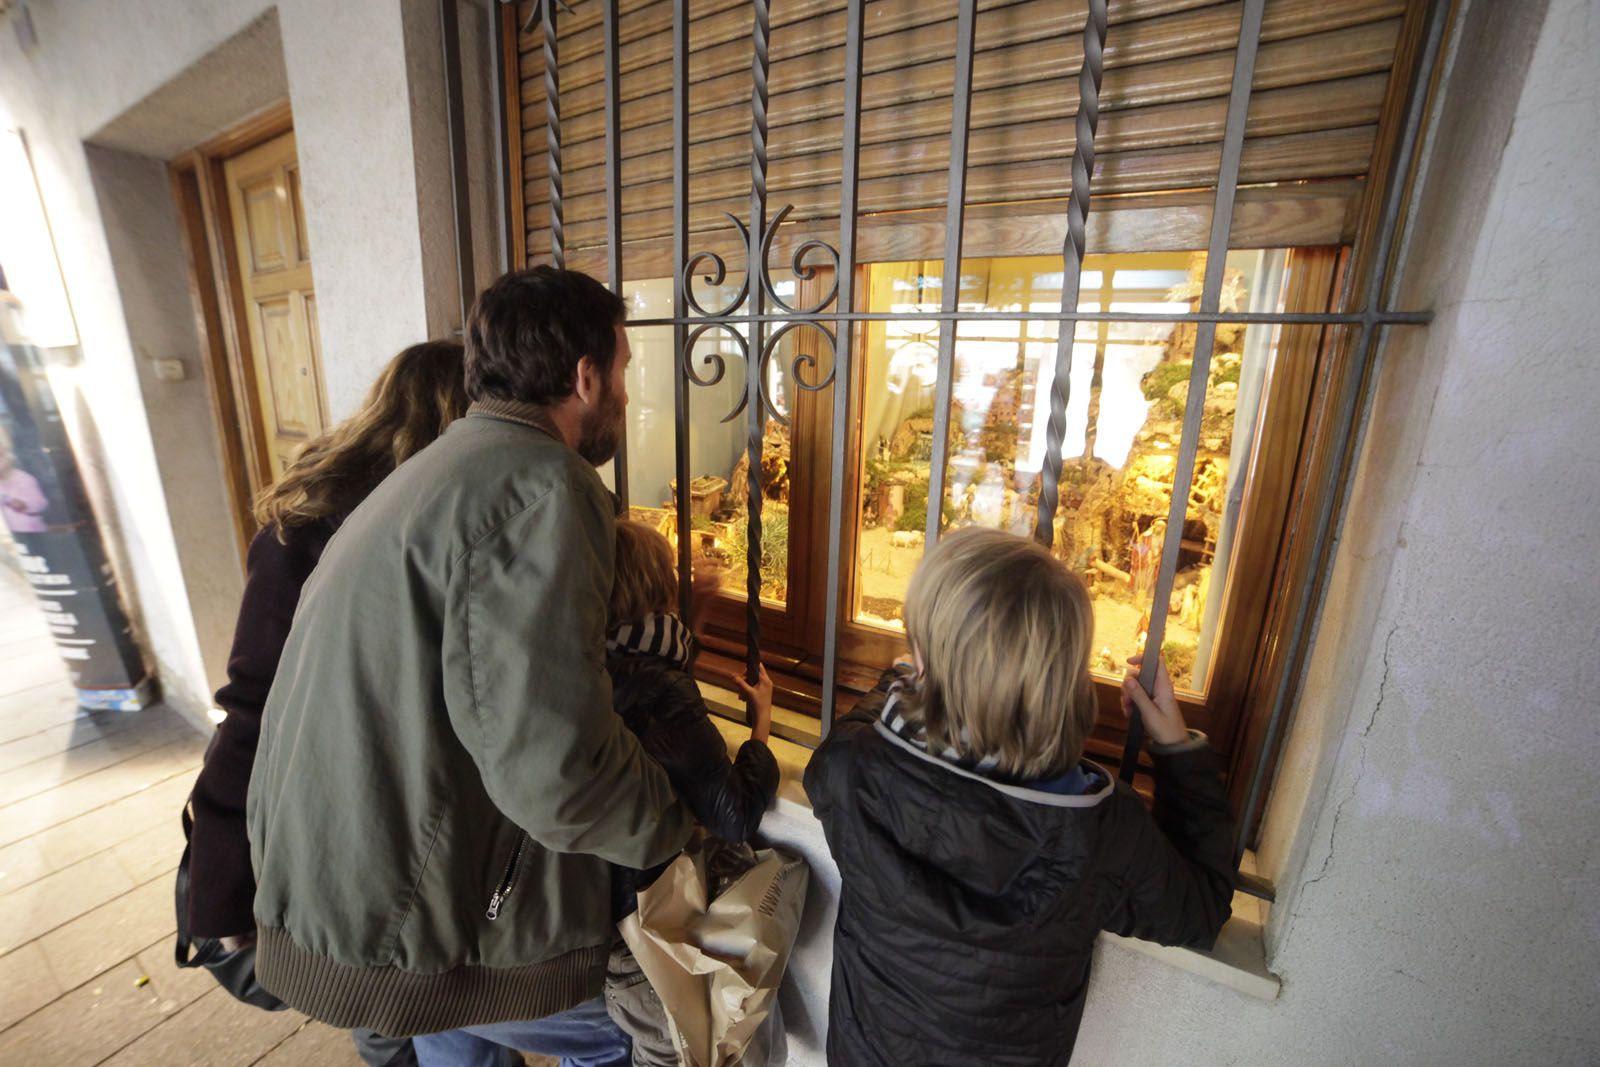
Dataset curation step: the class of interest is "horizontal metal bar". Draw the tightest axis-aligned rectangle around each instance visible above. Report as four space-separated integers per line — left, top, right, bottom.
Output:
627 309 1432 327
1236 869 1276 902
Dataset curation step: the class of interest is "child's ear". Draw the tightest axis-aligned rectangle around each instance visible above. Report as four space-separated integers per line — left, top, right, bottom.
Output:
909 645 926 679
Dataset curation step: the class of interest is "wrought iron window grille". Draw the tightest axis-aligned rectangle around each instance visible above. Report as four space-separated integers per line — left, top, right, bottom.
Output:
476 0 1446 878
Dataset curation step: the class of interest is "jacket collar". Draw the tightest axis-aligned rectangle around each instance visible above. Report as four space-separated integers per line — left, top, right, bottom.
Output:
466 400 625 518
872 720 1116 808
467 398 561 440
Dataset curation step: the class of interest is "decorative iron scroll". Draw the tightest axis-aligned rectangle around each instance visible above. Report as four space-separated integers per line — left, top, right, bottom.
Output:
682 321 750 423
680 205 840 426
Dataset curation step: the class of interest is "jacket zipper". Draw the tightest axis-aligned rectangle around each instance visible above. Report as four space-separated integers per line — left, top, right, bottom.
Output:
486 833 528 921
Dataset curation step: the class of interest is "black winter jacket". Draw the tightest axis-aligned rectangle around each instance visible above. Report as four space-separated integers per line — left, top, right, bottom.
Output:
186 518 338 937
805 676 1235 1067
608 650 780 919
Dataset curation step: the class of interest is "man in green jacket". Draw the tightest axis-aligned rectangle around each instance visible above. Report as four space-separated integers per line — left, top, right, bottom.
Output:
247 267 692 1061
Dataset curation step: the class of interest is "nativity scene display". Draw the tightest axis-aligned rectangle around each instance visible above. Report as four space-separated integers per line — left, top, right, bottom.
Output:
848 250 1279 694
619 249 1287 697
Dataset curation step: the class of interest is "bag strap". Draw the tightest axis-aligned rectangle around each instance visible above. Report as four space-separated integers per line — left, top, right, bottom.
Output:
173 800 217 969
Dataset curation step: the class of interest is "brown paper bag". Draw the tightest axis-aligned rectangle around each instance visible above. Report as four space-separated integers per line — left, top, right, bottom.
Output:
619 840 809 1067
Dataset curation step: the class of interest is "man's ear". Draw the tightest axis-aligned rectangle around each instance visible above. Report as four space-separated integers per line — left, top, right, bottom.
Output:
573 355 601 406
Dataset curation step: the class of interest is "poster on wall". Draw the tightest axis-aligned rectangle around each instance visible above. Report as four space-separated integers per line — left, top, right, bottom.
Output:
2 281 153 710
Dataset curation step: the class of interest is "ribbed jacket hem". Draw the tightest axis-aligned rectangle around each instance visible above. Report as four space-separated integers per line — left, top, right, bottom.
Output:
255 926 606 1037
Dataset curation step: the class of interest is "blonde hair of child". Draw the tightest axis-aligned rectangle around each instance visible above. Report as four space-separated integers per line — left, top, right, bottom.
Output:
902 525 1097 780
611 520 679 624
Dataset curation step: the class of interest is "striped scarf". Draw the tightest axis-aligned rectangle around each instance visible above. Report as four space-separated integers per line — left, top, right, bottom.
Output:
878 676 1002 774
879 673 1101 795
607 613 694 669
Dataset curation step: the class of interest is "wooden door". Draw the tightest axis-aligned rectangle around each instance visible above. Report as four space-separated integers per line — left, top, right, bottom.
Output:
222 131 326 481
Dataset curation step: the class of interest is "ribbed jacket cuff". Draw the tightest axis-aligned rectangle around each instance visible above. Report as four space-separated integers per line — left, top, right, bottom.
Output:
256 926 605 1038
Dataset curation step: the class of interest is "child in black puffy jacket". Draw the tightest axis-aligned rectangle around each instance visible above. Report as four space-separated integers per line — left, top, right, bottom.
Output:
805 526 1235 1067
602 520 779 1066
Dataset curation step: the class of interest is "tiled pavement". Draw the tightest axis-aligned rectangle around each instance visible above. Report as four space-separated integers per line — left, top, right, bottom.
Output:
0 565 369 1065
0 564 566 1065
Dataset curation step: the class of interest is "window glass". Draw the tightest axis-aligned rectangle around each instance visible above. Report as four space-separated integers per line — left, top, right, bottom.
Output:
853 250 1289 693
620 275 798 607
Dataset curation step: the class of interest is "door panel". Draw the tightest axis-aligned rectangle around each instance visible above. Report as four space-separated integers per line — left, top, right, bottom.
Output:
224 130 326 483
241 177 289 274
255 295 320 441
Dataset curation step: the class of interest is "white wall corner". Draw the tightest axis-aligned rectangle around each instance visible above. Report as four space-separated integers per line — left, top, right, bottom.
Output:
399 0 468 341
1258 0 1555 954
279 0 435 420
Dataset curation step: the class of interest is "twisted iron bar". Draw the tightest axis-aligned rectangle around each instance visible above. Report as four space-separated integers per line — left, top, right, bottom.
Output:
742 0 773 691
521 0 572 31
1034 0 1107 547
541 0 564 267
750 1 771 218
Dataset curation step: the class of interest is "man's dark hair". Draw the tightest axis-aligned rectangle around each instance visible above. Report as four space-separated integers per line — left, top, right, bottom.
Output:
464 267 627 404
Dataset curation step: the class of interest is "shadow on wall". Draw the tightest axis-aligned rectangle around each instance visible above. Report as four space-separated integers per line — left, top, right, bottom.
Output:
84 141 244 697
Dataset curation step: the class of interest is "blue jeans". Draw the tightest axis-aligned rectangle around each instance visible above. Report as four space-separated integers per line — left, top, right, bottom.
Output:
412 995 631 1067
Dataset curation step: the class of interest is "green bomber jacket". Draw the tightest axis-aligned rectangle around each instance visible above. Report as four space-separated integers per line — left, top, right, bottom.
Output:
246 399 692 1036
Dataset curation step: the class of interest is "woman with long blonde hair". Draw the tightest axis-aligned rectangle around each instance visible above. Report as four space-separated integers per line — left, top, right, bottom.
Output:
180 340 466 1067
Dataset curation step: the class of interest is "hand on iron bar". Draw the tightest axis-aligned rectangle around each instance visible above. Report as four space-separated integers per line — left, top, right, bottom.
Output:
1119 653 1189 747
726 663 774 743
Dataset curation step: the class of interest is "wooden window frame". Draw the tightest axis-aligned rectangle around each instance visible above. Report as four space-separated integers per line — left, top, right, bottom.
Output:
690 246 1342 782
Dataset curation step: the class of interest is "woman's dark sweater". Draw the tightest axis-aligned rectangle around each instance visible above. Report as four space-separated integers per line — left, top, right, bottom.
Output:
186 518 338 938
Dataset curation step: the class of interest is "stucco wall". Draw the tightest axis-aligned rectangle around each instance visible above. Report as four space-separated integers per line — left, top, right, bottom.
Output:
765 1 1600 1063
0 0 496 719
1078 0 1600 1059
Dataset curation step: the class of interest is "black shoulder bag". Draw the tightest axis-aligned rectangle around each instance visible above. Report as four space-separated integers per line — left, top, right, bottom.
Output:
173 800 285 1011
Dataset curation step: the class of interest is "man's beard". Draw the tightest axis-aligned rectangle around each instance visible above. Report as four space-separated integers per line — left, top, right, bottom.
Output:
576 382 625 466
